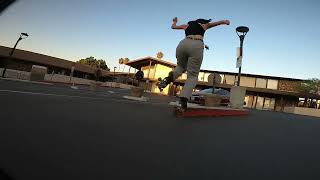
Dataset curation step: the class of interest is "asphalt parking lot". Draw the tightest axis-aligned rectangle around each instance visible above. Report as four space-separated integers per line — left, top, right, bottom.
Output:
1 79 320 180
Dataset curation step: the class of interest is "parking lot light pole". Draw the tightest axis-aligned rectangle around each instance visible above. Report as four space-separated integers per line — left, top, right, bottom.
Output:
236 26 249 86
2 33 29 78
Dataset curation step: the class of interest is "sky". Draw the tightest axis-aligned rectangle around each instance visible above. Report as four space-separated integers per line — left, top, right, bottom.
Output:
0 0 319 79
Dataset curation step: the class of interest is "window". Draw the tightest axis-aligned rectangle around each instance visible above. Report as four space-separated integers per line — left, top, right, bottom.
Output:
270 98 276 110
263 98 276 110
244 96 250 108
244 95 254 108
225 75 235 85
198 72 205 81
256 78 267 88
240 77 256 87
203 73 211 82
256 96 264 109
215 74 224 84
267 79 278 90
263 98 271 109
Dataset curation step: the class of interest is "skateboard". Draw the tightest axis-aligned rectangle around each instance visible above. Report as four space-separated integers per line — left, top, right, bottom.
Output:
170 101 249 118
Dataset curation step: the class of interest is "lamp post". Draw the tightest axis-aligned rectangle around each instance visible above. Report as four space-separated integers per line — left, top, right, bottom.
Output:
113 66 117 81
235 26 249 86
2 33 29 78
111 66 117 88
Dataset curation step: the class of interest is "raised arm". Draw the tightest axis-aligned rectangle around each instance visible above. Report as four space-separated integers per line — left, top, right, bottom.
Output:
202 20 230 30
171 17 188 30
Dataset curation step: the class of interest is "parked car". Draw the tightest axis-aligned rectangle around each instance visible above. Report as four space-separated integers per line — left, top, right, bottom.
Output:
190 88 231 106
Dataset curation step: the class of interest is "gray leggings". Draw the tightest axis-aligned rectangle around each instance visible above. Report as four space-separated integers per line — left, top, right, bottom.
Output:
172 38 204 98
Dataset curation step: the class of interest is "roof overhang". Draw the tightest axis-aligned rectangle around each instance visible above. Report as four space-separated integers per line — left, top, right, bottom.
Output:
125 56 176 69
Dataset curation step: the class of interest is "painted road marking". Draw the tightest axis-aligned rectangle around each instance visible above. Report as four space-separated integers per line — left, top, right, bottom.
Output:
0 89 167 106
123 96 148 102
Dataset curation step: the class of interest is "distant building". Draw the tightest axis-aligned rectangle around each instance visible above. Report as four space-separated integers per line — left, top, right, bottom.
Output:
0 46 113 80
126 56 320 111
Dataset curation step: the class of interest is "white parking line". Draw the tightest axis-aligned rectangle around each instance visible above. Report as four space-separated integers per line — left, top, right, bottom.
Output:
0 89 167 106
0 89 103 100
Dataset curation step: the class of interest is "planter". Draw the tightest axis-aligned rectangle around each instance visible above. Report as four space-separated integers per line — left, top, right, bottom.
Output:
130 87 144 97
90 81 101 91
204 94 222 107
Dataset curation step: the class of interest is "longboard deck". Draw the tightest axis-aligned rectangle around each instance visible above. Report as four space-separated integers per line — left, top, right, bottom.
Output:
170 102 249 117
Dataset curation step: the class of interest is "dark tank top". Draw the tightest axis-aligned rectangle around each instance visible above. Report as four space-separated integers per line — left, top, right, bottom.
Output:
185 21 205 36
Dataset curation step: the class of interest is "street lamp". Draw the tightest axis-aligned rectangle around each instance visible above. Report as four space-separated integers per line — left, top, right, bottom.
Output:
111 66 117 88
235 26 249 86
2 33 29 77
113 66 117 80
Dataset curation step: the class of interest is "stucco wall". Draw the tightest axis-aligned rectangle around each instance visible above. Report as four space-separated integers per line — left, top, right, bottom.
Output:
284 106 320 117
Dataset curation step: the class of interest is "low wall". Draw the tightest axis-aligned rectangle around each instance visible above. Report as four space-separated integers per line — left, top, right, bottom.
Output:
44 73 93 85
0 68 134 89
284 107 320 117
101 82 134 89
0 68 30 80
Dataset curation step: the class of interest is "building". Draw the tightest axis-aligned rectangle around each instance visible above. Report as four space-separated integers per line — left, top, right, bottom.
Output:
126 56 320 111
0 46 112 80
1 45 318 111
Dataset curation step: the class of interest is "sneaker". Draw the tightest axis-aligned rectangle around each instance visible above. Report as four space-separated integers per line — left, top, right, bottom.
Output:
157 77 171 91
179 97 188 111
157 72 173 91
158 78 168 89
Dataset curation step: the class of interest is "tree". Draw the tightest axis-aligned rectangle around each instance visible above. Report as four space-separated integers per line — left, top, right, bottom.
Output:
118 58 130 72
118 58 124 72
298 78 320 107
122 58 129 72
77 56 110 71
298 78 320 95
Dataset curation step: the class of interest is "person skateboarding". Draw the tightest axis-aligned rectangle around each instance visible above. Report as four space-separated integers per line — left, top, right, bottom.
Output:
158 17 230 111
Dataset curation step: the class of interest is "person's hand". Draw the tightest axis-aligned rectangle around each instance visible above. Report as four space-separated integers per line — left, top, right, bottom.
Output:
224 20 230 25
173 17 178 23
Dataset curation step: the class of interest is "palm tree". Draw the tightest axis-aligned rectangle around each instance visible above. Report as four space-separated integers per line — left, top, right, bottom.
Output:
118 58 124 72
156 51 164 59
122 58 129 72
